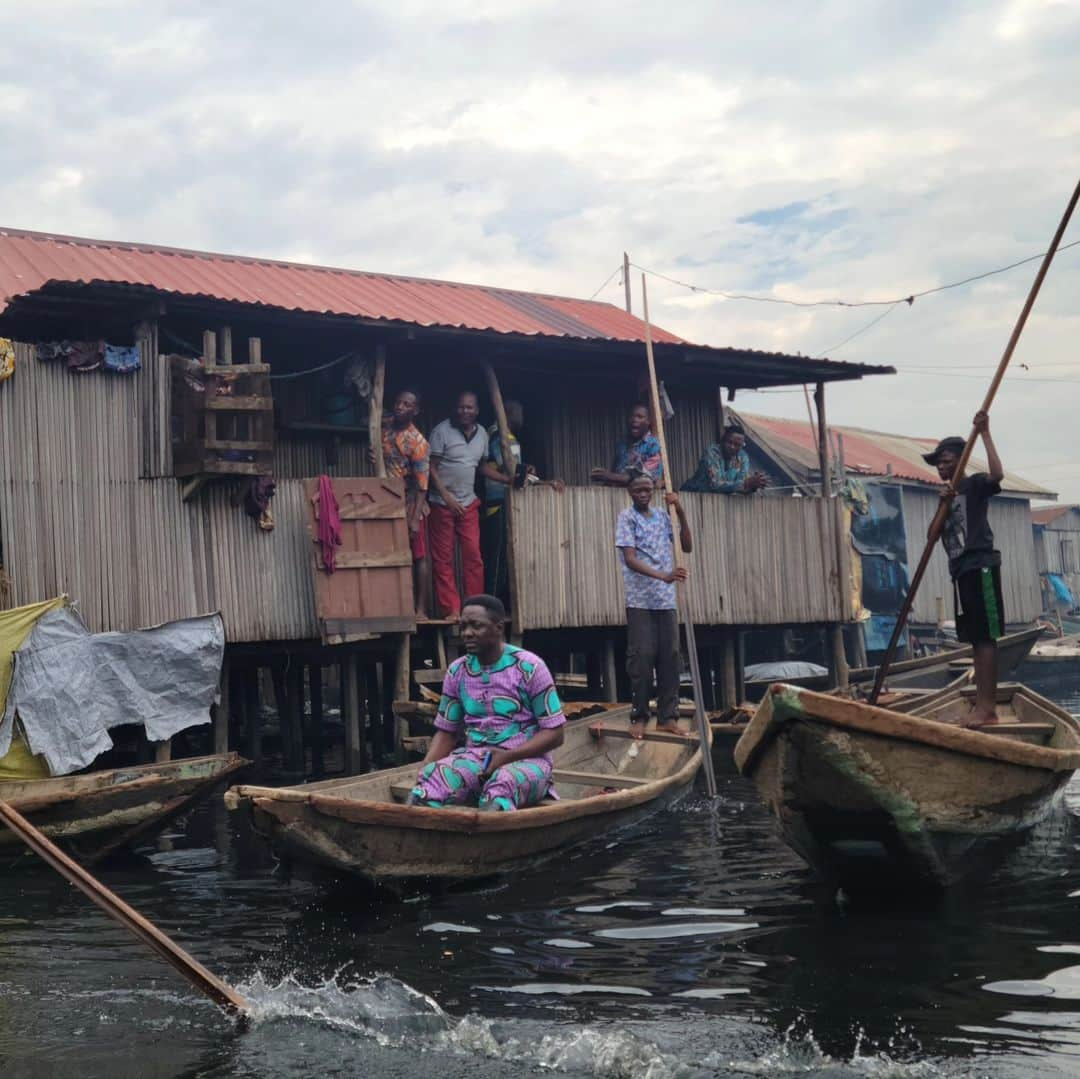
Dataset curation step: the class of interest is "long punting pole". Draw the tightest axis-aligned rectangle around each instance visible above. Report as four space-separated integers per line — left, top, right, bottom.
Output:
640 276 718 798
870 176 1080 705
0 798 250 1019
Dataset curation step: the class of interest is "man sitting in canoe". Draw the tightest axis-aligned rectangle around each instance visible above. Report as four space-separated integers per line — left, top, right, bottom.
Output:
408 594 566 811
923 410 1006 727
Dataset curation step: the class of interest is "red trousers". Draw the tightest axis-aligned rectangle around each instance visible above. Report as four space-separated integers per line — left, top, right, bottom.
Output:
428 500 485 617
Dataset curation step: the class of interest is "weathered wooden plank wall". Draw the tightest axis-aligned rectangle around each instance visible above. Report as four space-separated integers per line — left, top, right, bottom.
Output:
510 486 852 629
899 487 1042 625
0 343 319 640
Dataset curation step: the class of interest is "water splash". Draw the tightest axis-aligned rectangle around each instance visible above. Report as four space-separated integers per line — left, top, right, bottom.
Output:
239 972 682 1077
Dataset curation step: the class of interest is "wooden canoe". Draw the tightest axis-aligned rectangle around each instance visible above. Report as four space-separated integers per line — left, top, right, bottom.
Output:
0 753 249 868
225 709 704 887
742 625 1042 698
734 682 1080 893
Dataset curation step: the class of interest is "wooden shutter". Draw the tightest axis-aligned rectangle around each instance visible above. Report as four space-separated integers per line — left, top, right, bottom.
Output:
306 478 415 643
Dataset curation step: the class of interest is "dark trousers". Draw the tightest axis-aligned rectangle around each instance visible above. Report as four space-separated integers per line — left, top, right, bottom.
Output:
626 607 680 723
481 503 510 606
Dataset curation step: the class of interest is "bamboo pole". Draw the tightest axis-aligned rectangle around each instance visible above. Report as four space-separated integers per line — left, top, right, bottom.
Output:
369 344 387 479
0 798 249 1018
870 176 1080 704
483 362 519 623
640 277 718 798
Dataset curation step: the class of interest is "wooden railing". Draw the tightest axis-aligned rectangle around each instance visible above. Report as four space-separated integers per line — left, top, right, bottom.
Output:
509 487 852 631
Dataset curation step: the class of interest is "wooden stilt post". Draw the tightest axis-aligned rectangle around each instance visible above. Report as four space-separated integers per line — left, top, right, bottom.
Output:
483 361 520 626
309 664 325 778
394 634 411 760
369 344 387 479
721 631 738 710
213 660 230 756
602 637 618 704
154 739 172 763
852 625 868 669
365 663 382 767
245 668 262 768
286 662 305 775
829 623 849 690
343 653 363 775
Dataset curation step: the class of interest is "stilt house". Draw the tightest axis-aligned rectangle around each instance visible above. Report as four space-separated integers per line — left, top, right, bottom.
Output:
0 228 893 772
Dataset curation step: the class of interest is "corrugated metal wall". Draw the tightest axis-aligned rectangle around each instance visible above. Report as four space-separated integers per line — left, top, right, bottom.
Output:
510 487 851 629
0 343 319 640
900 487 1041 625
1034 511 1080 607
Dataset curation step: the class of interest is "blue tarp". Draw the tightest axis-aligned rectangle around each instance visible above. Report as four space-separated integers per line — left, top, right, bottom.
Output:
1048 573 1076 606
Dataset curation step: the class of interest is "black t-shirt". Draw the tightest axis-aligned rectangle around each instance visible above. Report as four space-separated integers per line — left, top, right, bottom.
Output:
941 473 1002 579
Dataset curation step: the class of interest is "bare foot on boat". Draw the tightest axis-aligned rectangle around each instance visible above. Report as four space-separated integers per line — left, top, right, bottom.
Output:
656 721 690 737
964 710 1002 729
629 717 648 741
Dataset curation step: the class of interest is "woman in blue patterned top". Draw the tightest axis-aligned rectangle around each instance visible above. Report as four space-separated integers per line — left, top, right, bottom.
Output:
682 426 768 494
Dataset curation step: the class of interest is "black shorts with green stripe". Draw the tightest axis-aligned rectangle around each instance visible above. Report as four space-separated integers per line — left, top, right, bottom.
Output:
954 565 1005 645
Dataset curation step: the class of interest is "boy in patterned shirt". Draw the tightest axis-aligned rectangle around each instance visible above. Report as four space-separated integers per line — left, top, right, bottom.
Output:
409 594 566 811
615 475 693 738
382 389 431 618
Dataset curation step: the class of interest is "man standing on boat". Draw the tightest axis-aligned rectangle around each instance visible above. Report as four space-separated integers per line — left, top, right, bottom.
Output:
615 475 693 739
923 411 1006 727
408 594 566 810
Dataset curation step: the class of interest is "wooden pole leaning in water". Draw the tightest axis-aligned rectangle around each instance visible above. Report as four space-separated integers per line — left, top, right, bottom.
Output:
0 799 250 1018
640 276 718 798
870 175 1080 705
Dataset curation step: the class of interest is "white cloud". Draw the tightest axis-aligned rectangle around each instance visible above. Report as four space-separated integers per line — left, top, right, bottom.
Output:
2 0 1079 499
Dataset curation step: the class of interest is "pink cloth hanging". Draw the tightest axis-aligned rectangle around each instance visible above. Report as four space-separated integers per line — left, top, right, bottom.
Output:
316 474 342 573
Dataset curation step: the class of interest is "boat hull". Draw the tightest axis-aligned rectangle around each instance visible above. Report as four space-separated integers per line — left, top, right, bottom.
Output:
734 684 1080 893
229 713 704 887
0 753 249 867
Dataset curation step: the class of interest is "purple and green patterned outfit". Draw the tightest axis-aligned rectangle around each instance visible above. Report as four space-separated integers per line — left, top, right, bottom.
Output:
410 645 566 812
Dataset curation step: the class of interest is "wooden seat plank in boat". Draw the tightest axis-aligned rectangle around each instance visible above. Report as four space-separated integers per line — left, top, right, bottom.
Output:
225 710 704 887
734 682 1080 893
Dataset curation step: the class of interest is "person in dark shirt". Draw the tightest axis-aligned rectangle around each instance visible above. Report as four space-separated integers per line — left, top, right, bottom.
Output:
922 410 1005 726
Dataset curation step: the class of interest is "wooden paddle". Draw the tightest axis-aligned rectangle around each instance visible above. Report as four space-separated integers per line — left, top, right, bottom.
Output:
0 797 250 1019
640 276 719 798
870 176 1080 705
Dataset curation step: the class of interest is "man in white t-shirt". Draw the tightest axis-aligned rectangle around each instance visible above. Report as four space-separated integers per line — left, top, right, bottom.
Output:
428 390 512 618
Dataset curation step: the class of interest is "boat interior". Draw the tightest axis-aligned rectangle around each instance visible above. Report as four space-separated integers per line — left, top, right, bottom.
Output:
253 712 701 807
918 683 1078 748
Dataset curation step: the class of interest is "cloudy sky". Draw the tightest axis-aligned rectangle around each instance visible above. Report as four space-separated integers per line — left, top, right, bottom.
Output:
5 1 1079 500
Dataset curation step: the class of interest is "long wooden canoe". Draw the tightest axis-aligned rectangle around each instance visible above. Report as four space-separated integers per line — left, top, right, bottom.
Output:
225 710 704 887
734 682 1080 893
0 753 248 868
742 625 1042 698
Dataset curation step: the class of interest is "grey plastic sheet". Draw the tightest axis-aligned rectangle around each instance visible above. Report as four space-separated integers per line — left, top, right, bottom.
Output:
0 608 224 776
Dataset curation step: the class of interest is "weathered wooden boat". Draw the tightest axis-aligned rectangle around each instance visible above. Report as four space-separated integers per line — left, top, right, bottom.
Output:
1027 632 1080 664
742 625 1042 699
0 753 249 868
733 682 1080 893
225 709 704 887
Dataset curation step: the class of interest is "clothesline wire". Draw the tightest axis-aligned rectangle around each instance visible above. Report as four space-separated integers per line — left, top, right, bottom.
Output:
588 265 623 301
160 328 358 382
627 237 1080 310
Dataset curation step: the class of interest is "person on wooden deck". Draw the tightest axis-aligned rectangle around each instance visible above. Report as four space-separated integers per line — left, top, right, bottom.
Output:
923 410 1006 727
428 391 512 619
615 475 693 739
483 399 565 605
381 389 431 619
681 425 768 495
409 594 566 811
591 403 664 487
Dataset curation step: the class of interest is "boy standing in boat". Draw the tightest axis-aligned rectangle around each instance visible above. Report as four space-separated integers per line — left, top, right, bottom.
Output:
615 475 692 738
409 594 566 811
923 410 1005 727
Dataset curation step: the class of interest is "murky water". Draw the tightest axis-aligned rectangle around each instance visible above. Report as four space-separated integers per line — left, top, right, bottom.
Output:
2 667 1079 1078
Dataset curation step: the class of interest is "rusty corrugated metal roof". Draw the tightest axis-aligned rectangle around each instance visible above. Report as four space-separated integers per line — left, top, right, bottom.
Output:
0 226 690 344
1032 504 1077 525
0 229 896 386
738 412 1054 497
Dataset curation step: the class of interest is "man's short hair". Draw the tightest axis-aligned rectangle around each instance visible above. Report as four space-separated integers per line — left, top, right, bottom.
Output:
462 594 507 624
723 424 745 437
628 471 655 488
397 387 422 406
